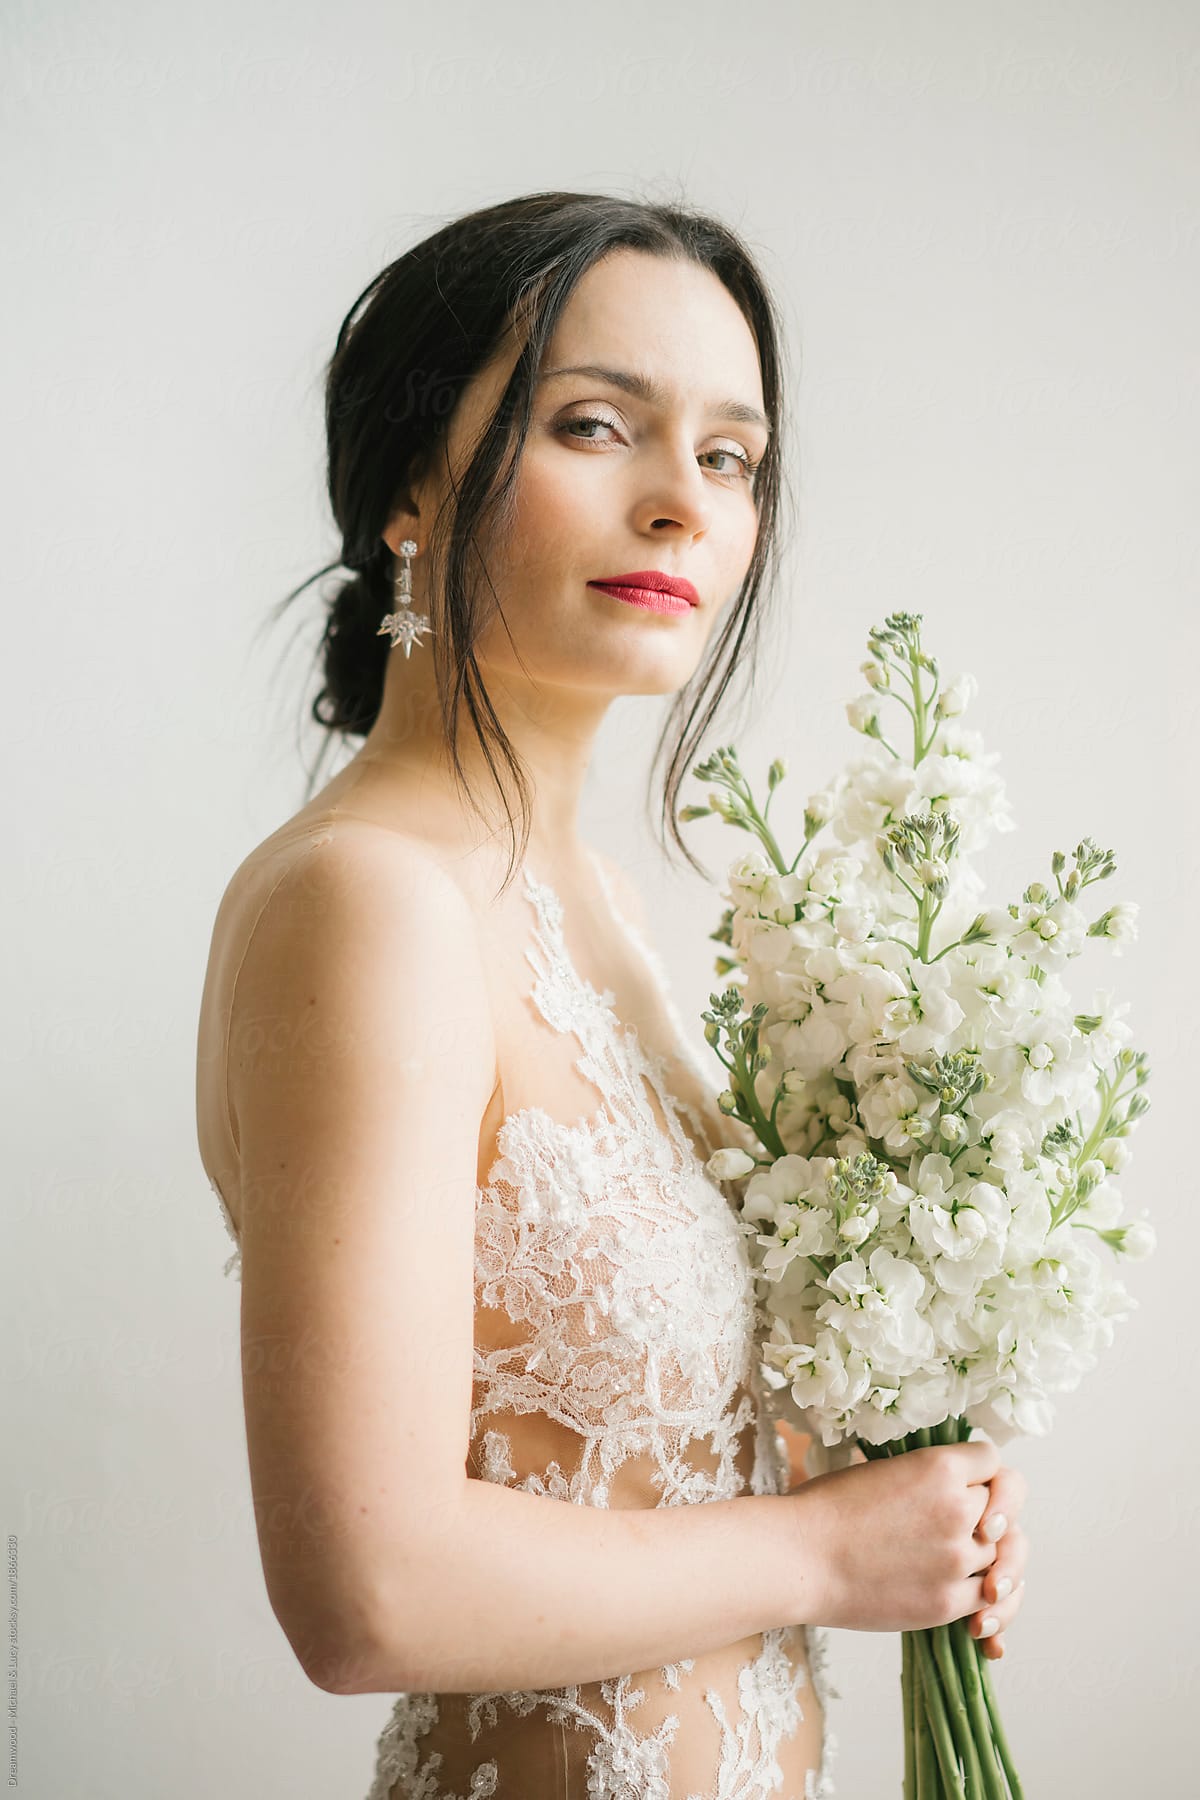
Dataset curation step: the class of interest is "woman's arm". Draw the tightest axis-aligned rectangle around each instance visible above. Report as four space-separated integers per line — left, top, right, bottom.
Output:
227 827 833 1699
337 1477 830 1697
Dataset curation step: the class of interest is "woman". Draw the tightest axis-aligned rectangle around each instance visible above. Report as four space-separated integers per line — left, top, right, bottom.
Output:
195 191 1028 1800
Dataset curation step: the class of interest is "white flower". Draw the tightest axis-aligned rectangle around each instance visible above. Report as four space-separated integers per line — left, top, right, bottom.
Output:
705 1147 757 1181
1086 989 1135 1068
759 1207 837 1279
704 625 1150 1455
846 693 882 733
1099 1137 1130 1172
1102 901 1140 945
805 787 836 825
763 1322 875 1426
837 1209 877 1246
1005 1011 1087 1108
832 901 874 944
821 1247 936 1369
1121 1219 1156 1260
935 671 978 718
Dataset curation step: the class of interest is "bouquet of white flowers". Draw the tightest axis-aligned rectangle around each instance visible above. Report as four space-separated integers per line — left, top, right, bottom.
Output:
683 612 1153 1800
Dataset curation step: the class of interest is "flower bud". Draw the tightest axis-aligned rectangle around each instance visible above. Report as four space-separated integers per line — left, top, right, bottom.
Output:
1120 1219 1156 1260
705 1147 757 1181
916 856 950 896
846 695 881 734
1105 902 1140 944
935 671 977 718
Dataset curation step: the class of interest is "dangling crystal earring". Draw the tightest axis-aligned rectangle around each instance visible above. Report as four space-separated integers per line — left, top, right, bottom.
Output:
377 538 433 658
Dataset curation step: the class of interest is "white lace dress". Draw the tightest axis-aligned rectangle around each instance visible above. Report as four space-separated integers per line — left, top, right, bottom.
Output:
209 852 840 1800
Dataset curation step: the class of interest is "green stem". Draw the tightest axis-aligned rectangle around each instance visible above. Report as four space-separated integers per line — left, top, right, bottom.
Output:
951 1621 1006 1799
914 1629 965 1797
932 1623 983 1797
907 636 939 765
912 1631 940 1800
903 1628 917 1799
978 1653 1024 1799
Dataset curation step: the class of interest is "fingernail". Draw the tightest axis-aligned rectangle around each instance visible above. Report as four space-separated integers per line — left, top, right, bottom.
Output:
982 1512 1007 1542
994 1575 1013 1601
978 1615 1000 1637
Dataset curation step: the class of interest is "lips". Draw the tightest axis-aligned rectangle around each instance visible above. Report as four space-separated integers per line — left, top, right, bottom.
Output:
587 569 700 607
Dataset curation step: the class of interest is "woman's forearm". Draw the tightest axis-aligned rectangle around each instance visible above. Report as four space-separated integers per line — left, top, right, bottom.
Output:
339 1476 832 1696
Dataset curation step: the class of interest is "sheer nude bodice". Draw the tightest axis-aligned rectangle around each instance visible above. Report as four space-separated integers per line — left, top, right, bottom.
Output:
196 800 840 1800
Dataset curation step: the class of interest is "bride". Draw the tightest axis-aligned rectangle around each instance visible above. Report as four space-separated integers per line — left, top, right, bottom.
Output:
195 188 1029 1800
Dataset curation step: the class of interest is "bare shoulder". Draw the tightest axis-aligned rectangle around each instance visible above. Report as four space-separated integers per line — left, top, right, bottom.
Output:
225 819 498 1141
232 815 490 986
230 811 487 950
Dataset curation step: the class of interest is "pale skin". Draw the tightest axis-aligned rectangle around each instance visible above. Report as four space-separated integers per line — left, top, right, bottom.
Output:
365 245 1029 1658
228 247 1028 1692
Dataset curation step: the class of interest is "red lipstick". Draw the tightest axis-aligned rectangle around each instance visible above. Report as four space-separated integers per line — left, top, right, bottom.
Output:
587 569 700 615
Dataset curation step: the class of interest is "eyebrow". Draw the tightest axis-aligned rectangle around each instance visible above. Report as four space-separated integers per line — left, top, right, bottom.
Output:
538 362 771 437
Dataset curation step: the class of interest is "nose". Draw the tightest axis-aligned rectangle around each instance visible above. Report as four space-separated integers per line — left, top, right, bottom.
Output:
634 462 713 539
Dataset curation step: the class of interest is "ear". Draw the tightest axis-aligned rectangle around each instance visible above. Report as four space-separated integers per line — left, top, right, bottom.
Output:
382 433 447 557
381 497 423 560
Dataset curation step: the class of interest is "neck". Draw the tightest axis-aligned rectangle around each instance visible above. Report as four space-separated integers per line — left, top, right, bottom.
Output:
354 640 612 867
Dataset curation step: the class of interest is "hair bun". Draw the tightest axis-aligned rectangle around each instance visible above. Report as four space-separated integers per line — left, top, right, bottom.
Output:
313 563 390 736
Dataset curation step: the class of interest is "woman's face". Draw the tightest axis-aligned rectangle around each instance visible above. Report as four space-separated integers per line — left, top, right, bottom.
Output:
403 247 771 701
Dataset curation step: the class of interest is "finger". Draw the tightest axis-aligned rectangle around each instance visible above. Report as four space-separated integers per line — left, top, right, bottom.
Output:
971 1577 1026 1641
980 1525 1027 1606
975 1464 1028 1543
968 1534 1001 1581
959 1436 1004 1483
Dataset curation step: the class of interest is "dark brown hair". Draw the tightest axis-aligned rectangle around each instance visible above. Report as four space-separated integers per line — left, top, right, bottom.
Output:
272 186 794 893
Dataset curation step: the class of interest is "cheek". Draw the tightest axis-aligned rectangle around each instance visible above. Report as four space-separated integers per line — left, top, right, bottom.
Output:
725 512 761 591
502 450 592 566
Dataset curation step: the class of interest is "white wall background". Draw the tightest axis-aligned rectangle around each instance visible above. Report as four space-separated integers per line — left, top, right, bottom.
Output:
7 1 1197 1794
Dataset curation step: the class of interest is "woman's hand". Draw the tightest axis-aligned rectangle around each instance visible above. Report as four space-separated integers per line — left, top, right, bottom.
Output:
967 1459 1030 1661
777 1420 1029 1656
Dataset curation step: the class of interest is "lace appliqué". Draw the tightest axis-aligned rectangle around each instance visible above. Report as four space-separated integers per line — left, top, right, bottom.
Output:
365 1696 499 1800
369 1620 834 1800
208 1174 241 1280
470 865 762 1511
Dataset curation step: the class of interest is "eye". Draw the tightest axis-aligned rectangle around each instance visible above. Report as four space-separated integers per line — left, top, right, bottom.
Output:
698 446 761 482
555 410 762 484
